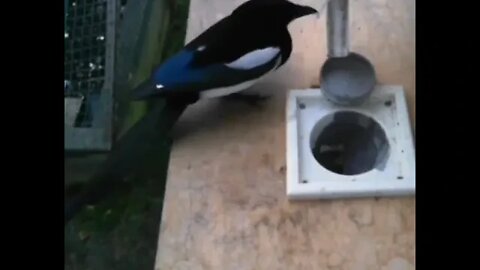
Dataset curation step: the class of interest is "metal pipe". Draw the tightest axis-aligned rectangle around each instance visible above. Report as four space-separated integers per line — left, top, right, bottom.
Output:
327 0 349 57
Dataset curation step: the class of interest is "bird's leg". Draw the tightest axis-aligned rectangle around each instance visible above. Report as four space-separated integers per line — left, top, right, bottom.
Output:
222 92 271 107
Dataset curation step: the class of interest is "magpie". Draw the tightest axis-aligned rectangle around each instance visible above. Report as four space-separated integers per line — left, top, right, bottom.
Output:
65 0 319 224
131 0 319 103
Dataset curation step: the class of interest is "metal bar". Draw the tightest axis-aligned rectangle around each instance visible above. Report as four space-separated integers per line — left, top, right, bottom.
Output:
327 0 349 58
65 128 111 151
97 0 117 150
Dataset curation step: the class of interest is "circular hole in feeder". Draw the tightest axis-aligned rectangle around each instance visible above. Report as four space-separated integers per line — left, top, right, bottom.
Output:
310 111 390 175
301 179 308 184
299 103 306 109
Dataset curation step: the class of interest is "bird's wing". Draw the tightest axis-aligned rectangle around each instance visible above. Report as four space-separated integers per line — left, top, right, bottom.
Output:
131 47 281 100
156 47 280 90
185 12 284 67
131 13 283 100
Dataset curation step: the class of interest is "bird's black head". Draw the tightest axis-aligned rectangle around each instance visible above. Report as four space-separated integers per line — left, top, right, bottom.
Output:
232 0 318 24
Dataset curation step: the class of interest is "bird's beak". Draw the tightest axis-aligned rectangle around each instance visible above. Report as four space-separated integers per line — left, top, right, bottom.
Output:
294 5 318 18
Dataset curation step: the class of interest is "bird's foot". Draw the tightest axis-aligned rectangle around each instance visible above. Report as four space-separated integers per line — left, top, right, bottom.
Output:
222 93 270 107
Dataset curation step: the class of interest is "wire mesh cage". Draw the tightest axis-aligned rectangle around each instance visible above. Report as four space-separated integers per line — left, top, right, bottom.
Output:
64 0 127 151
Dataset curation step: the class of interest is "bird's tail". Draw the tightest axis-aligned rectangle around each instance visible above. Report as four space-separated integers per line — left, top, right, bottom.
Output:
130 77 162 100
65 96 193 224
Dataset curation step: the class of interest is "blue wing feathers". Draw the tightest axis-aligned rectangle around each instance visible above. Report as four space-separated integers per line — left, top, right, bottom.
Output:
152 50 202 87
151 49 279 94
